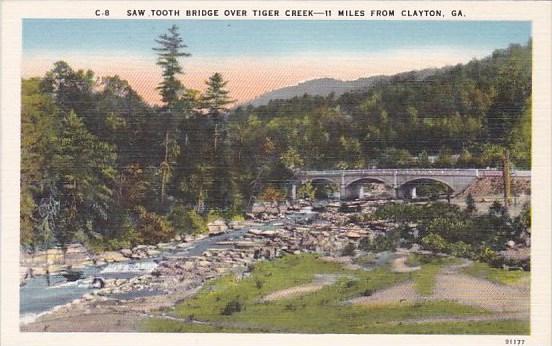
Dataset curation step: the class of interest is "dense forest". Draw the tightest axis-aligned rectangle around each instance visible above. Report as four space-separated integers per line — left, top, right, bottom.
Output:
21 25 531 251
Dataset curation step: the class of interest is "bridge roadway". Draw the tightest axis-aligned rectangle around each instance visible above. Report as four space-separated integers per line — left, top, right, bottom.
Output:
291 168 531 200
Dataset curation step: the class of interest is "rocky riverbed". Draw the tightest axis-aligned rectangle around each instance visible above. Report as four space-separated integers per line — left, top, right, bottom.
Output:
20 199 405 330
22 196 528 332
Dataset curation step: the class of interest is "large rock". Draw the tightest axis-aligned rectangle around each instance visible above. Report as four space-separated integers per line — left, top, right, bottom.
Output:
208 220 228 235
120 248 133 257
101 251 127 263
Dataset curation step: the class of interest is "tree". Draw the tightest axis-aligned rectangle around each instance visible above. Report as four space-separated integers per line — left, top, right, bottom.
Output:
465 193 477 214
153 25 191 207
509 97 531 169
298 180 316 200
200 73 236 210
51 111 117 251
153 25 190 108
40 61 95 115
202 73 234 118
21 78 59 249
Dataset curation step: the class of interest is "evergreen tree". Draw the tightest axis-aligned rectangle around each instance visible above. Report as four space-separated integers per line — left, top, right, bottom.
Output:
51 111 117 251
153 25 191 207
201 73 236 210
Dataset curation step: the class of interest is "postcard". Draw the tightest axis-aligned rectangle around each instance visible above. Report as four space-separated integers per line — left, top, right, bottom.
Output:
1 1 550 345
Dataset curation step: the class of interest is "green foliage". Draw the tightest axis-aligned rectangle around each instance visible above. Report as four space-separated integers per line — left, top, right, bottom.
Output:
447 241 474 258
298 180 316 200
143 318 529 335
280 147 304 170
373 201 529 265
153 25 190 107
134 206 175 244
415 182 450 200
145 254 509 334
463 262 530 286
202 72 235 116
51 111 117 248
221 299 243 316
420 233 448 253
171 209 208 235
358 231 399 253
20 37 532 253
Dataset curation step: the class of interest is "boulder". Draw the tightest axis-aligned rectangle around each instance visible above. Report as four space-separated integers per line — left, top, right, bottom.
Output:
101 251 127 263
120 249 133 257
208 220 228 235
147 249 161 257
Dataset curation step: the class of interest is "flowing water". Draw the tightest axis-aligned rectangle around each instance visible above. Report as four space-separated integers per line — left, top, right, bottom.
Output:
19 221 285 322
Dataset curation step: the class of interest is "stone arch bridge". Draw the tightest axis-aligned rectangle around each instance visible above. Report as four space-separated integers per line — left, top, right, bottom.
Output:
291 169 530 200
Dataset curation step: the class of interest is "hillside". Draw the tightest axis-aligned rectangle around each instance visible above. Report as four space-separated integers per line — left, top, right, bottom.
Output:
248 68 441 107
231 42 532 172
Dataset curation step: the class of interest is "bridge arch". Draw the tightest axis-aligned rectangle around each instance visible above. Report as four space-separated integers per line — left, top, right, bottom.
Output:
307 177 339 186
296 178 340 200
345 177 388 187
398 177 454 200
345 177 392 200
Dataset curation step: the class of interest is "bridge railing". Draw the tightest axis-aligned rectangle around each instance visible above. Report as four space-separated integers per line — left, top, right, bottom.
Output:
297 168 531 178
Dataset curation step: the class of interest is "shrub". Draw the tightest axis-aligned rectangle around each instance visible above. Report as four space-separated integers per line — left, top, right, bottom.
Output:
357 234 397 253
255 278 264 289
370 233 397 252
361 289 374 297
135 206 175 244
168 204 189 233
478 247 501 267
448 241 474 258
420 233 448 253
207 209 225 223
221 299 242 315
230 214 245 222
186 210 208 234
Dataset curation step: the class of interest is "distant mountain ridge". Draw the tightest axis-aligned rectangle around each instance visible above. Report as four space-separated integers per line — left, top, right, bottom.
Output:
247 68 442 107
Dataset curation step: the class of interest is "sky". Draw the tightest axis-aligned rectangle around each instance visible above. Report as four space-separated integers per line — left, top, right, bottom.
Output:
22 20 531 104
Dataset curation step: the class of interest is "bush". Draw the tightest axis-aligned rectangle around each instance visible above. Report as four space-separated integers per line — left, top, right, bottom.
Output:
448 241 474 258
221 299 242 315
359 233 397 253
230 214 245 222
477 247 501 267
168 204 188 233
168 205 208 235
187 210 209 234
135 206 175 244
420 233 448 253
255 278 264 289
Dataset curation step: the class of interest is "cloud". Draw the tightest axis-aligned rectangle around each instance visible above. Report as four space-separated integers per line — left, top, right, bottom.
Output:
22 47 490 104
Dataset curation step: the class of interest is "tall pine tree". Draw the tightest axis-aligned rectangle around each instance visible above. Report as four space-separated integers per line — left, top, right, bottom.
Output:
153 25 190 207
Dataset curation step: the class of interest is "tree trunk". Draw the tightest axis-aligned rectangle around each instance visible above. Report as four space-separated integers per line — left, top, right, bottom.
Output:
161 130 169 205
503 149 512 207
